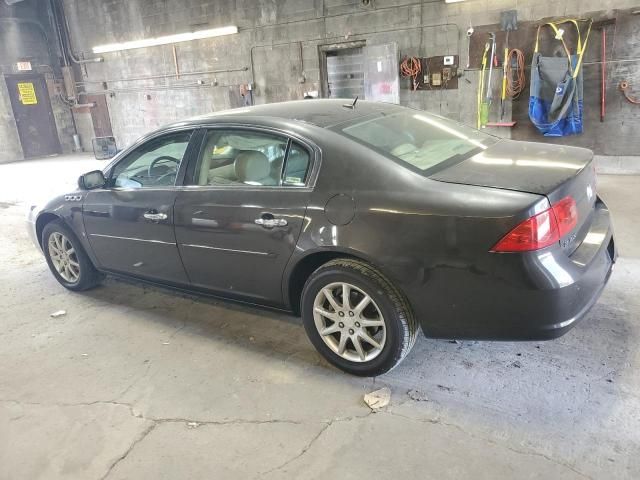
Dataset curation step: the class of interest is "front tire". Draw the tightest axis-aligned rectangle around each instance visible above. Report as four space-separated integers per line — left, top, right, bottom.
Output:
301 258 417 376
42 220 102 291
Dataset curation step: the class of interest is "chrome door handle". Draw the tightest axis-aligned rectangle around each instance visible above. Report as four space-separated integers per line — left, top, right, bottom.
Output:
255 218 287 228
144 212 167 221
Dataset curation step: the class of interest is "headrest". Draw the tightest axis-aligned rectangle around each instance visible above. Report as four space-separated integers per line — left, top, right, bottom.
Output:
234 151 270 183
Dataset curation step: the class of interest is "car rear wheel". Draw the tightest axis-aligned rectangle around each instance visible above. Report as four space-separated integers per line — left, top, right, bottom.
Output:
301 258 418 376
42 220 102 291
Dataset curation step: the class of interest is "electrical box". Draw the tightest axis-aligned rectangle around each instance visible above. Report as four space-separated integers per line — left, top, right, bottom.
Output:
413 55 460 90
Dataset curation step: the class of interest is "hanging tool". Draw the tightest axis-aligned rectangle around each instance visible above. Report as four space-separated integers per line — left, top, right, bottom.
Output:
466 24 474 69
486 48 523 128
500 36 509 120
480 33 496 127
593 19 616 121
477 42 490 128
499 10 518 120
601 28 606 121
486 33 496 100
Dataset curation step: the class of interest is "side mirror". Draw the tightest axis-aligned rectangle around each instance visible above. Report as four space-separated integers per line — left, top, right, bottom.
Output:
78 170 106 190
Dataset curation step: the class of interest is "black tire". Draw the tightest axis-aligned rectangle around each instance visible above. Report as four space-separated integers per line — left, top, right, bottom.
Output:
42 219 103 291
301 258 418 376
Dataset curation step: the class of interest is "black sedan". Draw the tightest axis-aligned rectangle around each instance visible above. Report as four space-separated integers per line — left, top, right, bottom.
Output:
27 100 616 376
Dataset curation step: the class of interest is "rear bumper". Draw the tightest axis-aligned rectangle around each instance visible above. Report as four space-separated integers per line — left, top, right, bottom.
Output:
415 197 616 340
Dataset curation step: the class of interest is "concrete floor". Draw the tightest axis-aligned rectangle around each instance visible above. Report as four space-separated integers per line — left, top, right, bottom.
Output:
1 154 639 480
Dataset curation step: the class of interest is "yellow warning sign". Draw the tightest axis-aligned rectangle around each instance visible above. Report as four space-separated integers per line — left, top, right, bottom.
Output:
17 82 37 105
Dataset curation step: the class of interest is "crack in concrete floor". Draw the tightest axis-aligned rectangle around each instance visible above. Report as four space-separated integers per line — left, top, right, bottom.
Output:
1 397 599 480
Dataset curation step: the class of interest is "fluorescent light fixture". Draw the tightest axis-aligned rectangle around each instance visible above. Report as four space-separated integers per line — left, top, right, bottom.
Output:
92 26 238 54
444 0 466 3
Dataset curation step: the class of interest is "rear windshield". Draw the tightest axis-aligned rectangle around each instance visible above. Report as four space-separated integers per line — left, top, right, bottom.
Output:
336 111 497 174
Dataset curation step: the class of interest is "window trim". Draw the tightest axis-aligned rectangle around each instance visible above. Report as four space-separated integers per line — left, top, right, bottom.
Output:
182 124 320 191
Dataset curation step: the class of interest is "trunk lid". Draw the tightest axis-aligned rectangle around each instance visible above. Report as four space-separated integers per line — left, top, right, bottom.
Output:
431 140 597 254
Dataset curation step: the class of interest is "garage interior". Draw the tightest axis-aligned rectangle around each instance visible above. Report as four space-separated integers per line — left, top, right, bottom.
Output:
1 0 639 478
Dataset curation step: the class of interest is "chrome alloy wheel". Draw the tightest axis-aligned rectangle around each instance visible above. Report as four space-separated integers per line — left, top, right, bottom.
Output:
48 232 80 283
313 282 386 362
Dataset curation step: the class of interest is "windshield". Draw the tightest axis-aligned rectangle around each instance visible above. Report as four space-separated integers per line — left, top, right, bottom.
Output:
337 111 497 174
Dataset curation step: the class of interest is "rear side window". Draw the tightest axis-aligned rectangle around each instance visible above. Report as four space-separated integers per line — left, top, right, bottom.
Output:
193 129 287 187
283 143 311 186
191 129 312 187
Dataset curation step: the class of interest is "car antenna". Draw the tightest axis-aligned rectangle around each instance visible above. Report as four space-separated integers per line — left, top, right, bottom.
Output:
342 96 358 109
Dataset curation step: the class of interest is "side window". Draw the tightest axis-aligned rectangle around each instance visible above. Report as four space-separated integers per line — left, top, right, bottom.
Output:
193 129 288 186
283 143 311 186
111 131 193 188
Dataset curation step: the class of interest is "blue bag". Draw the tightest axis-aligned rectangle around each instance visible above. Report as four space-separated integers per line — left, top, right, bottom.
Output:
528 20 592 137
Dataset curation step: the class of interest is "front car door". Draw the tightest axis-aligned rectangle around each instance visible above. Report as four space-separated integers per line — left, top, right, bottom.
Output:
83 128 199 284
174 127 316 305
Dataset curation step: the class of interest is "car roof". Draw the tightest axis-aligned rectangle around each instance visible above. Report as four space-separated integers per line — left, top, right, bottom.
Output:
175 99 406 129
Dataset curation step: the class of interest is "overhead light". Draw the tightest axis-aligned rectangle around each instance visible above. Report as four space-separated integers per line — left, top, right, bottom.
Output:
92 26 238 54
444 0 465 3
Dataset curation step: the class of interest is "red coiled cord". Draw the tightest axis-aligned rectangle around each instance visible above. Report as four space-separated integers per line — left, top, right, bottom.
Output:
400 56 422 91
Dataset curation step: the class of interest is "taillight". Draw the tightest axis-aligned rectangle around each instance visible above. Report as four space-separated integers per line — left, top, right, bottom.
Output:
491 196 577 253
552 196 578 237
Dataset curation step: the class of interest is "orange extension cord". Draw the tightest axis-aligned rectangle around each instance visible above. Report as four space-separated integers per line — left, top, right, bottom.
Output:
400 56 422 91
506 48 526 99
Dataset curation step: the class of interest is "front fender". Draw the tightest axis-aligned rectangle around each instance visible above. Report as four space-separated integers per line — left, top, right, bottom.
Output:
29 192 99 268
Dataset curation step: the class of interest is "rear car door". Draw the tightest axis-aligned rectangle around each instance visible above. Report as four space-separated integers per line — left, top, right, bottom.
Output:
174 127 316 305
83 128 198 284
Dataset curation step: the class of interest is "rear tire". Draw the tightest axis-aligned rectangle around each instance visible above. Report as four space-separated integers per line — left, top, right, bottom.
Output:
42 220 102 291
301 258 417 376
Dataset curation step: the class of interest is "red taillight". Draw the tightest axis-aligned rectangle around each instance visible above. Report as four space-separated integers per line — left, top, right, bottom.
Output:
491 196 578 253
552 196 578 237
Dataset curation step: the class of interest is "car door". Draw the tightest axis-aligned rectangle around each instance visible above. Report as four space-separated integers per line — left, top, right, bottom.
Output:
174 127 316 305
83 128 199 284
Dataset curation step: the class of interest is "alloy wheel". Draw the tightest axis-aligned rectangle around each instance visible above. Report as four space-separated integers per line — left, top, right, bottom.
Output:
313 282 386 362
48 232 80 283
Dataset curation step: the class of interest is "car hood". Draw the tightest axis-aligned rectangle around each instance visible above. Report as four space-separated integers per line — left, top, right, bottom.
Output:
429 140 593 196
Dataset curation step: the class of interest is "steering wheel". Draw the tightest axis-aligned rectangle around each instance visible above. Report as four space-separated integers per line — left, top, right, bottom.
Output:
148 155 179 178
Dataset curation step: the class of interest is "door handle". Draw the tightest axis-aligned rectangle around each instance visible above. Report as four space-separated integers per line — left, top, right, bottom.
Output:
255 217 288 228
143 211 168 221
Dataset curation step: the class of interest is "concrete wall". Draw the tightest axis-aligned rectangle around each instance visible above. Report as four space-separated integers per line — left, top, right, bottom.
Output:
0 0 77 163
5 0 640 166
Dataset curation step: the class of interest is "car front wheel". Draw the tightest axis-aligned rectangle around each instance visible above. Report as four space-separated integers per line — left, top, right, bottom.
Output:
301 258 418 376
42 220 102 291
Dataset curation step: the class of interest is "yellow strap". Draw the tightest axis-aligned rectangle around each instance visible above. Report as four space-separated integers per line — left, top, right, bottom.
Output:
572 19 592 78
534 25 542 53
539 23 573 71
535 22 570 56
534 18 593 78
